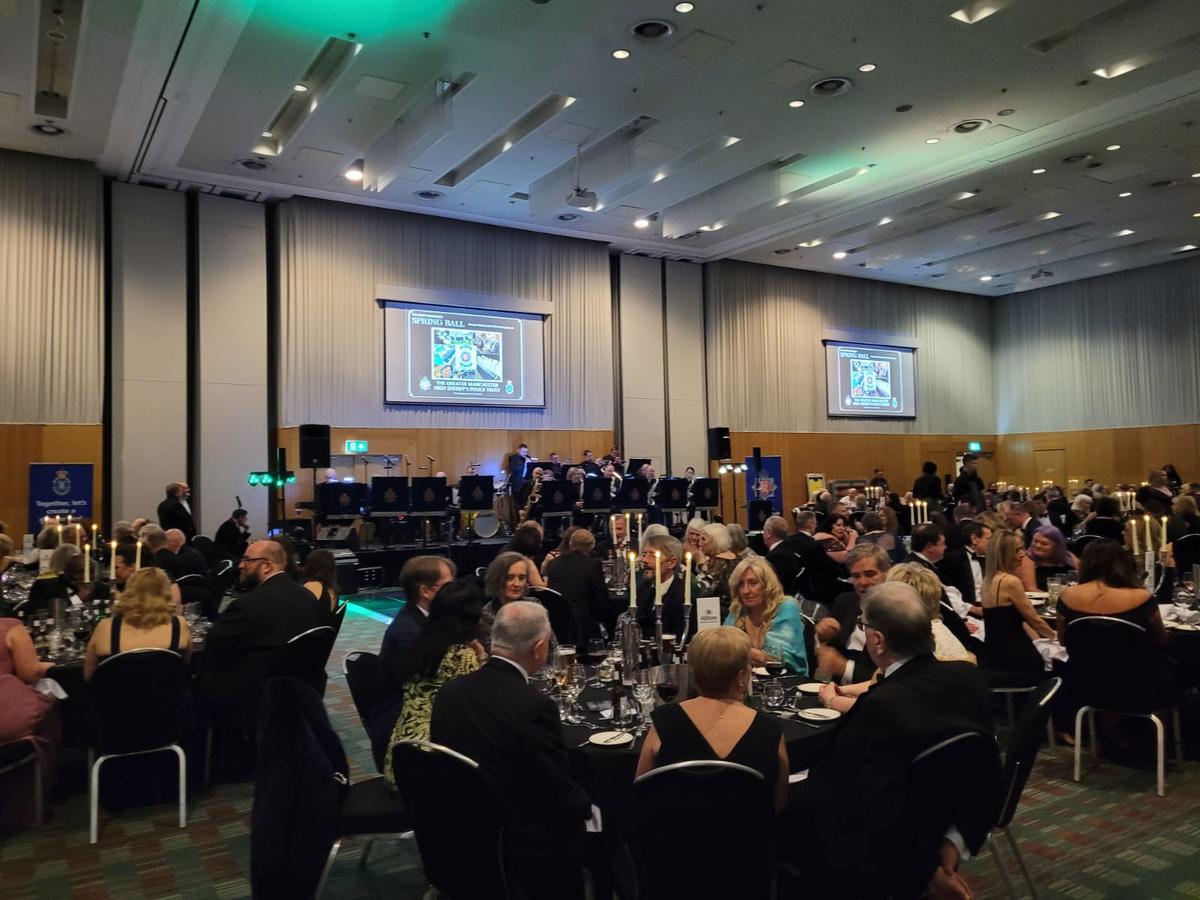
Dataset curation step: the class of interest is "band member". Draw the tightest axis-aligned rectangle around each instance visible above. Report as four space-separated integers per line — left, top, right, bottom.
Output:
581 450 603 478
545 452 565 479
603 446 626 476
507 443 531 495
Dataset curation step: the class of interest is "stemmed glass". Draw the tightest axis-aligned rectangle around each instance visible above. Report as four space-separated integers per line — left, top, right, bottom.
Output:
561 664 585 724
632 673 655 733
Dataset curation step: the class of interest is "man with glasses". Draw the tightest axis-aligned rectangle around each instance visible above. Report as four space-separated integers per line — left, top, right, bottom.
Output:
202 540 325 721
813 543 891 684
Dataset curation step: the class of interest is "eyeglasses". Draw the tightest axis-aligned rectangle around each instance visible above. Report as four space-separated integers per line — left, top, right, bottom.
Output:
856 615 874 631
240 556 269 564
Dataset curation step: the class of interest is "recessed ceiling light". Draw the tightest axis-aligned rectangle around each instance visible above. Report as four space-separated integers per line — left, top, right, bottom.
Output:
261 131 274 139
858 63 877 73
292 83 309 93
698 222 724 232
674 1 695 11
1031 168 1046 175
1178 244 1199 252
652 172 667 183
612 49 630 59
950 5 999 24
31 122 66 136
979 275 993 282
788 99 805 108
724 136 741 147
634 217 650 229
773 248 792 255
1098 261 1114 268
878 217 892 226
955 191 977 201
832 251 848 259
797 239 823 248
1118 191 1132 198
1039 211 1061 220
344 158 364 182
1093 63 1138 79
415 190 443 200
1192 172 1200 178
1106 144 1122 151
501 140 513 152
562 96 576 107
1114 228 1135 236
925 138 940 144
556 213 579 221
1193 212 1200 218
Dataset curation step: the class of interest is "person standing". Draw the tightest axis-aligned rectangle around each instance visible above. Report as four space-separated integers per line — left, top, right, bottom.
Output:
157 482 195 540
952 454 985 512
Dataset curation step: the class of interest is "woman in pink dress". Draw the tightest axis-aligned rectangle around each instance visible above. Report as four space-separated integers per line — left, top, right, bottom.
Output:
0 617 59 830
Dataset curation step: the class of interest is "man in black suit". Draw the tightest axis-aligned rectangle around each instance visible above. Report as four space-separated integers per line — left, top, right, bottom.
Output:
214 508 251 560
763 515 802 593
1045 487 1075 536
788 511 849 606
951 453 985 511
580 449 603 478
546 529 611 641
636 533 686 639
202 540 325 720
788 582 1000 899
369 555 455 768
1002 500 1040 548
868 467 889 490
506 443 531 496
161 527 215 615
1136 468 1173 517
813 543 891 684
912 461 943 502
430 601 592 900
157 481 195 540
906 524 978 652
961 521 992 610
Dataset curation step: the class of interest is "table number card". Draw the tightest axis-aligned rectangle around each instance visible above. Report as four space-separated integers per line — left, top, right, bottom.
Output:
697 596 722 631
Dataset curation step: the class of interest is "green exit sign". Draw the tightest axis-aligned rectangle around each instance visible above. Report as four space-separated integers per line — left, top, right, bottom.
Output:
967 441 982 452
345 440 369 453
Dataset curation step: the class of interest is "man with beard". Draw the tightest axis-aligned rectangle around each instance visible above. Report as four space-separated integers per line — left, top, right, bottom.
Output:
202 540 324 721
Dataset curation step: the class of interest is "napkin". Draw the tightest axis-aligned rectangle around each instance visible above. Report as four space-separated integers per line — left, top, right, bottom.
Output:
1032 638 1068 672
1161 604 1200 625
585 804 603 833
35 677 68 700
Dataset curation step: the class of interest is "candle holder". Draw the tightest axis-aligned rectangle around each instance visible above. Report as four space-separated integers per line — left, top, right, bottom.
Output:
654 604 664 666
678 599 693 658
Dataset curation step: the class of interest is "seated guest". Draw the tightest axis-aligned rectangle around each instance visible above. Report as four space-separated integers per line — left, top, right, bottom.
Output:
683 517 707 555
270 534 303 582
980 530 1055 679
384 580 486 788
161 528 212 614
790 510 850 605
726 523 755 560
1027 525 1079 589
1069 493 1093 531
961 521 993 611
857 510 898 561
636 535 686 640
1167 494 1200 543
594 512 629 557
1084 496 1127 543
111 521 135 546
0 613 59 830
636 626 788 812
813 512 857 565
546 529 609 641
201 540 324 720
301 548 339 616
481 551 551 650
1001 499 1040 548
724 556 808 675
213 508 251 560
84 568 192 680
1056 540 1168 648
540 525 581 578
639 522 669 551
429 601 591 900
504 521 547 587
813 544 891 685
25 544 83 616
786 582 998 900
694 523 740 611
905 524 977 651
370 555 454 770
762 515 801 591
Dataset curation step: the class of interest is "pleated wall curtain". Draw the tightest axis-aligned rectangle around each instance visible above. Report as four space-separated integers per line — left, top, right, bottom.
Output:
0 150 103 423
279 197 614 430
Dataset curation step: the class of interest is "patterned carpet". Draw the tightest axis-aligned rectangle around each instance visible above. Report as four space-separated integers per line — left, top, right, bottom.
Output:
3 602 1199 899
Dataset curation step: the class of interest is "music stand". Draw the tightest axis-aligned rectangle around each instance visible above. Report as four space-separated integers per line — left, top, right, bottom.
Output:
654 478 690 511
410 476 449 547
617 477 650 511
369 476 410 516
690 478 720 510
540 481 578 519
457 476 495 512
316 482 367 520
581 477 614 513
627 458 652 476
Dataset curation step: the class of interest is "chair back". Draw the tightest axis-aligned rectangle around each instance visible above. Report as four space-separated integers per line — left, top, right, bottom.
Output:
342 649 381 726
799 612 817 670
1174 533 1200 572
1067 534 1104 556
209 557 238 598
330 599 348 637
390 740 511 899
627 761 773 900
529 586 573 643
1064 615 1161 712
190 535 214 562
275 626 336 692
90 648 189 755
997 677 1061 829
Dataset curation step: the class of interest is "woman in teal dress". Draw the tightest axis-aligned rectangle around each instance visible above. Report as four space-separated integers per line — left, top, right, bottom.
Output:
724 556 809 676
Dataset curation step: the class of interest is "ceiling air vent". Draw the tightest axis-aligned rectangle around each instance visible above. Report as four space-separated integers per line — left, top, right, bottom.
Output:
810 76 854 97
953 118 990 134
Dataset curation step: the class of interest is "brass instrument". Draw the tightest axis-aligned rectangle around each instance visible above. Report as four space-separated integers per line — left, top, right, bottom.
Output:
519 479 542 523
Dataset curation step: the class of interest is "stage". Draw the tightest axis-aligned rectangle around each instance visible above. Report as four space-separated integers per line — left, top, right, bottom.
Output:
331 536 511 595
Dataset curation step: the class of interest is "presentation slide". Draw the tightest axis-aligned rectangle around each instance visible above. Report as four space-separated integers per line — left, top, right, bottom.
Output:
384 303 546 407
825 341 916 418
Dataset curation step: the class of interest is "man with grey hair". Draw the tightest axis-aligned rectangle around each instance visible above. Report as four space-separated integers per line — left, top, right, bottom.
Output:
431 601 591 899
813 543 892 684
763 515 802 591
787 581 998 899
637 533 686 639
157 481 195 539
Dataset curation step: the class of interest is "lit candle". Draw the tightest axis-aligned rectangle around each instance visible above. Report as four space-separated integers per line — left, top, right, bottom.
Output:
624 513 630 543
83 544 90 582
684 550 692 605
67 514 72 526
135 539 143 571
654 550 662 606
109 540 117 580
56 524 63 543
1162 516 1169 551
91 523 98 546
636 512 643 539
609 514 616 540
1143 515 1152 554
628 551 637 607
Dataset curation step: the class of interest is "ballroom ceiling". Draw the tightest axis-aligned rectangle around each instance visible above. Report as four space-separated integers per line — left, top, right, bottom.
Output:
2 0 1200 294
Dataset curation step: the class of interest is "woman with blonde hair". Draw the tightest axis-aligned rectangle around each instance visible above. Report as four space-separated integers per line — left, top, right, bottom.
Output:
980 529 1053 678
724 556 808 675
885 563 974 664
84 567 191 680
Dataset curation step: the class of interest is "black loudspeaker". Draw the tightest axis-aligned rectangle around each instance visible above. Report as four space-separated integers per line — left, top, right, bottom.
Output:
752 446 762 473
299 423 331 469
707 426 731 461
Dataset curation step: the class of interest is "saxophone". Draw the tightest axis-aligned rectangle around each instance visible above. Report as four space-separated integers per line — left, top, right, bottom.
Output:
519 479 542 523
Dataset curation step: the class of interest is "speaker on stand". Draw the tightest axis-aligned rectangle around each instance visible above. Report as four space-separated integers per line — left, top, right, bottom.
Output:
299 423 331 469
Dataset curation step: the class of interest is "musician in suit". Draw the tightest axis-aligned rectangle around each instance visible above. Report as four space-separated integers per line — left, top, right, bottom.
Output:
905 524 978 652
788 510 849 606
602 446 626 476
214 508 251 560
546 529 610 641
507 443 532 495
812 544 891 685
430 601 592 900
912 461 943 502
580 449 603 478
544 451 566 480
785 582 1000 899
201 540 325 720
636 534 687 639
157 482 196 540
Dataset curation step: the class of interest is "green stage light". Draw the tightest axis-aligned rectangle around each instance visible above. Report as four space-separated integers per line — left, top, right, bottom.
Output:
248 473 261 486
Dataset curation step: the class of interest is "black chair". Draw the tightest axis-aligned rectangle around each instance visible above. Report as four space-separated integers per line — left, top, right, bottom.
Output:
190 535 214 562
1066 615 1183 796
316 775 413 897
1174 533 1200 572
1067 534 1104 556
88 648 190 843
330 599 348 638
986 677 1062 900
391 739 513 900
0 739 42 827
626 760 772 900
208 557 238 600
342 649 381 732
529 586 574 643
277 626 337 696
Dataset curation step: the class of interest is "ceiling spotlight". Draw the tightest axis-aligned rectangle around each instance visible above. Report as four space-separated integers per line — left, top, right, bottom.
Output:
979 275 993 282
950 5 1000 24
1192 172 1200 178
31 122 66 136
788 99 805 108
797 239 823 248
344 158 364 182
1193 212 1200 218
261 130 274 138
955 191 977 201
1114 228 1135 236
674 1 695 11
1118 191 1132 198
1031 167 1047 174
556 213 580 221
832 251 848 259
501 140 513 152
878 217 893 225
1106 144 1122 151
925 138 940 144
1093 63 1138 79
1178 244 1199 252
1039 211 1061 220
858 63 877 73
612 48 630 59
698 222 724 232
634 217 650 229
652 172 667 183
415 189 443 200
292 83 309 93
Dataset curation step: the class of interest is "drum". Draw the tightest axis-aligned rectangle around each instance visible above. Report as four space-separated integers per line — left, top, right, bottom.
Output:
472 511 500 538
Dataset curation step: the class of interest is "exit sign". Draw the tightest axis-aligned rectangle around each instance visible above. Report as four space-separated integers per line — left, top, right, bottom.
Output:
345 440 369 453
967 441 982 452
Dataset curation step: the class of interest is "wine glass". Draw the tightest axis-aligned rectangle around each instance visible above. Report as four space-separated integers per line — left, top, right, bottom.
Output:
563 664 586 723
587 639 606 667
554 666 571 719
655 678 679 704
632 677 655 732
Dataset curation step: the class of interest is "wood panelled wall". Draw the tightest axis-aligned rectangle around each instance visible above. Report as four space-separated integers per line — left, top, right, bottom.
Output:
275 427 614 511
0 425 104 536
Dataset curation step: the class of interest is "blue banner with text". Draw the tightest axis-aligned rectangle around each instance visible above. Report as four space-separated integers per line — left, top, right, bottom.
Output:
28 463 94 533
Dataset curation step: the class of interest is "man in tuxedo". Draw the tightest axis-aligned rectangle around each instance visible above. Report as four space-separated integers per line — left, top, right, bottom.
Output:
546 529 611 641
906 524 977 651
912 461 943 502
813 544 891 684
157 481 195 540
214 508 251 560
1032 492 1053 528
369 555 455 768
1001 500 1039 548
430 601 592 900
1045 487 1075 536
763 515 802 592
507 443 531 496
1136 469 1173 517
789 511 849 606
636 534 685 639
961 521 991 610
201 540 325 720
951 453 985 511
789 583 1000 899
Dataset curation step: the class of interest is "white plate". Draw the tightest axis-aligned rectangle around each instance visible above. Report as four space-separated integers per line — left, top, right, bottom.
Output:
1026 591 1049 599
589 730 635 747
798 707 841 722
752 666 770 676
1027 597 1046 607
1167 621 1200 632
796 682 824 695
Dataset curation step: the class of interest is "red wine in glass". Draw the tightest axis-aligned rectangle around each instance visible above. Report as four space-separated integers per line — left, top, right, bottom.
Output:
764 660 786 678
655 681 679 703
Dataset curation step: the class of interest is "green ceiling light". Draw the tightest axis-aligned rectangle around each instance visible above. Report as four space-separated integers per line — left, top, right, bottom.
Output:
255 0 459 39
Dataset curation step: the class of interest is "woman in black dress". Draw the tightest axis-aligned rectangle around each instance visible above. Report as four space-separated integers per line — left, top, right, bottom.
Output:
301 549 339 619
635 626 789 812
980 529 1055 678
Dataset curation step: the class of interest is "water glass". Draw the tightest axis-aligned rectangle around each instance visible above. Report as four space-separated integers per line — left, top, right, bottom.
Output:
762 681 785 708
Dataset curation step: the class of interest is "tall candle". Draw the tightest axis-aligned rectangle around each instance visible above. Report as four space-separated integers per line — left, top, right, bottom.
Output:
628 551 637 607
684 551 692 605
624 513 630 543
636 513 643 539
109 540 117 580
1131 521 1139 556
609 514 615 538
1162 516 1169 551
135 539 143 571
67 514 72 526
654 550 662 606
83 544 90 582
56 524 63 543
91 523 98 547
1143 515 1152 554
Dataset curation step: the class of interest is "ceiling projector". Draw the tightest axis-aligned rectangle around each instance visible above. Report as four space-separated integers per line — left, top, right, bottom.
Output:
566 187 598 210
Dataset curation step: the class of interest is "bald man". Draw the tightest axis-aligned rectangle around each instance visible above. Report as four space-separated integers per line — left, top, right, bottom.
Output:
202 540 325 719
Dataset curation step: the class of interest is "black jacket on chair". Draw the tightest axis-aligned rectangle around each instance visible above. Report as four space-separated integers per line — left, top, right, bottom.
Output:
546 551 609 642
765 540 804 594
787 531 848 606
157 497 196 540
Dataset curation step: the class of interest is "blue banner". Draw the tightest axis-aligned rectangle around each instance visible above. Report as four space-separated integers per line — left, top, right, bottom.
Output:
745 455 784 515
28 463 94 533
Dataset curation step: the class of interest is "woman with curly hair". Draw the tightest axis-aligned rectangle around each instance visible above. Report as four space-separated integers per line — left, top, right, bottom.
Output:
723 556 808 675
84 567 191 680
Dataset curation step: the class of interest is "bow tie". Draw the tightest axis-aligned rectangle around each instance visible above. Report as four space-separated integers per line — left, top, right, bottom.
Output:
971 554 986 563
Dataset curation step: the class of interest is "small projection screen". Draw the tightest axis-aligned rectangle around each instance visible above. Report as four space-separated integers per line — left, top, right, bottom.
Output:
824 340 916 419
384 302 546 408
